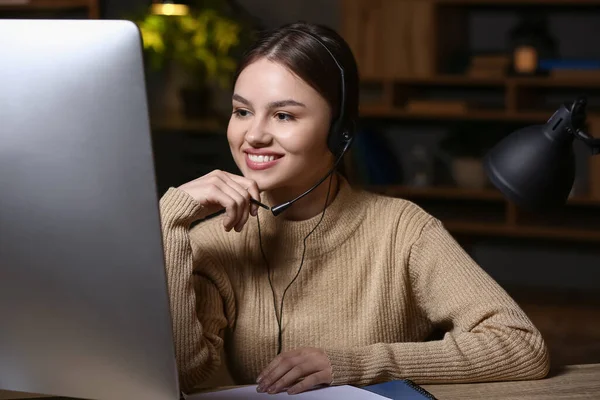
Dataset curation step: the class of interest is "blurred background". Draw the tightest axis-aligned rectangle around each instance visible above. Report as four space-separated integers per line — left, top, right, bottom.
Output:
2 0 599 378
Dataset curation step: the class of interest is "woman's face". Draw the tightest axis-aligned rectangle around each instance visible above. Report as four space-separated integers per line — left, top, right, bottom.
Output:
227 58 334 192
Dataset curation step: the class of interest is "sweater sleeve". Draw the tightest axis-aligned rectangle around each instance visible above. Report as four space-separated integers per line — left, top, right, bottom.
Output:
325 217 550 386
159 187 235 393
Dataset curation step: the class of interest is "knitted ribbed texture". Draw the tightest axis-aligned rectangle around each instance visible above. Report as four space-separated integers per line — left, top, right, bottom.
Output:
159 177 550 392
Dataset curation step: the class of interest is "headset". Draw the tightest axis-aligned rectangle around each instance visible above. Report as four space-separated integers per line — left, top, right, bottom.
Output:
292 29 354 158
269 28 355 216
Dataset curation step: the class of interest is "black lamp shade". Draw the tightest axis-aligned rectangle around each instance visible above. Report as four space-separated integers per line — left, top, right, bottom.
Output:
484 123 575 209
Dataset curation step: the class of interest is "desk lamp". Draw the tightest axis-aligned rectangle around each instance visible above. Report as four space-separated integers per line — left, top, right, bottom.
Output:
484 97 600 208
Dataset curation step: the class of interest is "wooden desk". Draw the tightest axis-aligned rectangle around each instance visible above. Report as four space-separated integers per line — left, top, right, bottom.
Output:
0 364 598 399
422 364 600 399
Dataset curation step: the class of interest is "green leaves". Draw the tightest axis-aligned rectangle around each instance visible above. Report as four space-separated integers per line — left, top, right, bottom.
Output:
135 8 245 88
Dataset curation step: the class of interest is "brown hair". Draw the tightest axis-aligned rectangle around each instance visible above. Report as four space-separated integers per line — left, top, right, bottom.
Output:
233 21 359 134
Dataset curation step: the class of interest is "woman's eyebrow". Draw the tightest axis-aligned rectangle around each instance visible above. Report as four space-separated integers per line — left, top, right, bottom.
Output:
232 93 251 105
267 99 306 109
232 94 306 109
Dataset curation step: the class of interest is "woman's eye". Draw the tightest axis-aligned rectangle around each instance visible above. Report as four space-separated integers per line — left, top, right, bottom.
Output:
233 109 250 118
275 112 294 122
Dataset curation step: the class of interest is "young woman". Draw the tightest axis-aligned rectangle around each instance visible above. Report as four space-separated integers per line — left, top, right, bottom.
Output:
159 22 550 395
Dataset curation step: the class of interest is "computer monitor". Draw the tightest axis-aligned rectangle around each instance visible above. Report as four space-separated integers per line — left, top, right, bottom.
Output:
0 20 181 400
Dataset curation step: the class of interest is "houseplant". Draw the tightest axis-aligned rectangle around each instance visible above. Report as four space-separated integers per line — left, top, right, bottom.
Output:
136 2 254 118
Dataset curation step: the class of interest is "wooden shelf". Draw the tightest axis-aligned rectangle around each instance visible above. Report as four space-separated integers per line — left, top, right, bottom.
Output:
445 221 600 242
360 104 552 122
369 185 600 205
511 77 600 88
359 75 600 121
368 185 506 201
381 75 600 88
432 0 600 5
342 0 600 242
365 185 600 241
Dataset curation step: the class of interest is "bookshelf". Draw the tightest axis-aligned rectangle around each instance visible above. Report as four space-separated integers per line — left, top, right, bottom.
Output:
341 0 600 242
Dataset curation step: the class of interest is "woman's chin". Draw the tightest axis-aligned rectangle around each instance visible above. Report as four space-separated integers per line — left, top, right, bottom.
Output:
241 171 280 192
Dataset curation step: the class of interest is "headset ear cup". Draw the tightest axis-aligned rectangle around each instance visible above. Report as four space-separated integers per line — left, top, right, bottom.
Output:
328 117 354 156
327 128 353 157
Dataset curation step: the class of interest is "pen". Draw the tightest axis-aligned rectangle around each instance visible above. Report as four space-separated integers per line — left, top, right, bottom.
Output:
250 198 270 210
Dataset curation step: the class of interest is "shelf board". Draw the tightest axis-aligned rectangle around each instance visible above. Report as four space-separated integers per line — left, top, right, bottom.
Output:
368 75 506 86
368 185 506 201
359 105 552 122
445 221 600 242
432 0 600 5
367 185 600 210
0 0 91 10
512 76 600 88
364 75 600 89
567 195 600 206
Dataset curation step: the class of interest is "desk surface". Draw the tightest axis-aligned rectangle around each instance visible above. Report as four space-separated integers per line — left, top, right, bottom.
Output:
0 363 598 399
422 363 600 399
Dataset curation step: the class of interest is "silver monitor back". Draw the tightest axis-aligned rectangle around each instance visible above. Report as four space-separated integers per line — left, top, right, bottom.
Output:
0 20 180 400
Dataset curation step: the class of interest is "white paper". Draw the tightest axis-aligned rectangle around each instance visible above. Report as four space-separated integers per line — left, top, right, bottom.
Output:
188 384 389 399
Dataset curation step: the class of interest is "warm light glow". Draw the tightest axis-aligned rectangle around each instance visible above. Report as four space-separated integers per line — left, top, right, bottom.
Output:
151 3 189 16
514 45 538 74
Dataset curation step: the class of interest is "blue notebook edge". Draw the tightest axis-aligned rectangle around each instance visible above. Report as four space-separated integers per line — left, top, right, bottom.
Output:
359 379 437 400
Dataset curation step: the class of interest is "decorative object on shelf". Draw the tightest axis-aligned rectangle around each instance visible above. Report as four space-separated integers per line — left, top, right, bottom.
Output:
407 144 434 187
508 12 557 76
538 59 600 80
406 99 468 115
439 125 503 190
450 157 487 190
135 0 257 119
467 53 510 78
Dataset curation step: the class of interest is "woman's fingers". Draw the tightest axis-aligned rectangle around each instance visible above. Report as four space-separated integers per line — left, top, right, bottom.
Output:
202 183 239 231
287 370 332 395
177 169 261 230
220 174 253 231
257 351 305 393
267 361 320 394
207 176 248 231
225 172 261 216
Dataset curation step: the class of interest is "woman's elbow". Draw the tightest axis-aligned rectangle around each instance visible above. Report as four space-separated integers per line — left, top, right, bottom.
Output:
513 329 551 381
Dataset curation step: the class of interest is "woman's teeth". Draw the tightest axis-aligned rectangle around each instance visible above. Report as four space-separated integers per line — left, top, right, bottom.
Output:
248 154 276 163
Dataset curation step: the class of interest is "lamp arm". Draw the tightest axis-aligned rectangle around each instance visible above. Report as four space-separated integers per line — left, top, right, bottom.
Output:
565 96 600 155
574 130 600 155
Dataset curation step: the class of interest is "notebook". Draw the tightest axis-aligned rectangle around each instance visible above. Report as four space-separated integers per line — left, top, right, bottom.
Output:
361 379 438 400
189 384 388 399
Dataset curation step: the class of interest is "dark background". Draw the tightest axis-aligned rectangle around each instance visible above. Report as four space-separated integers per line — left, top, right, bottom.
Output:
101 0 600 294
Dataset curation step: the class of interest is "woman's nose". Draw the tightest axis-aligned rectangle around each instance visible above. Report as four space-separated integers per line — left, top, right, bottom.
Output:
245 119 272 147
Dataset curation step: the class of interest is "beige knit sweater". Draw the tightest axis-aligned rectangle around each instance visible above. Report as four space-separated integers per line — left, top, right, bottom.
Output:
159 176 550 392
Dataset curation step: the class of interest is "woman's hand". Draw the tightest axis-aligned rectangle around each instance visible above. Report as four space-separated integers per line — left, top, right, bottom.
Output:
256 347 333 395
178 169 260 232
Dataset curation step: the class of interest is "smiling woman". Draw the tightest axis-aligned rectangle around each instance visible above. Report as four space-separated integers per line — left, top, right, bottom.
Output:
228 58 333 204
158 21 550 396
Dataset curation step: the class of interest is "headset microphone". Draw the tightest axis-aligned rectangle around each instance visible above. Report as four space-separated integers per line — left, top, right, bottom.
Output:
270 136 352 216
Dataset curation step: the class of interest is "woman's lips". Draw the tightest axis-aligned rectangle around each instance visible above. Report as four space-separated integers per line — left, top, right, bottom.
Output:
245 152 283 170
